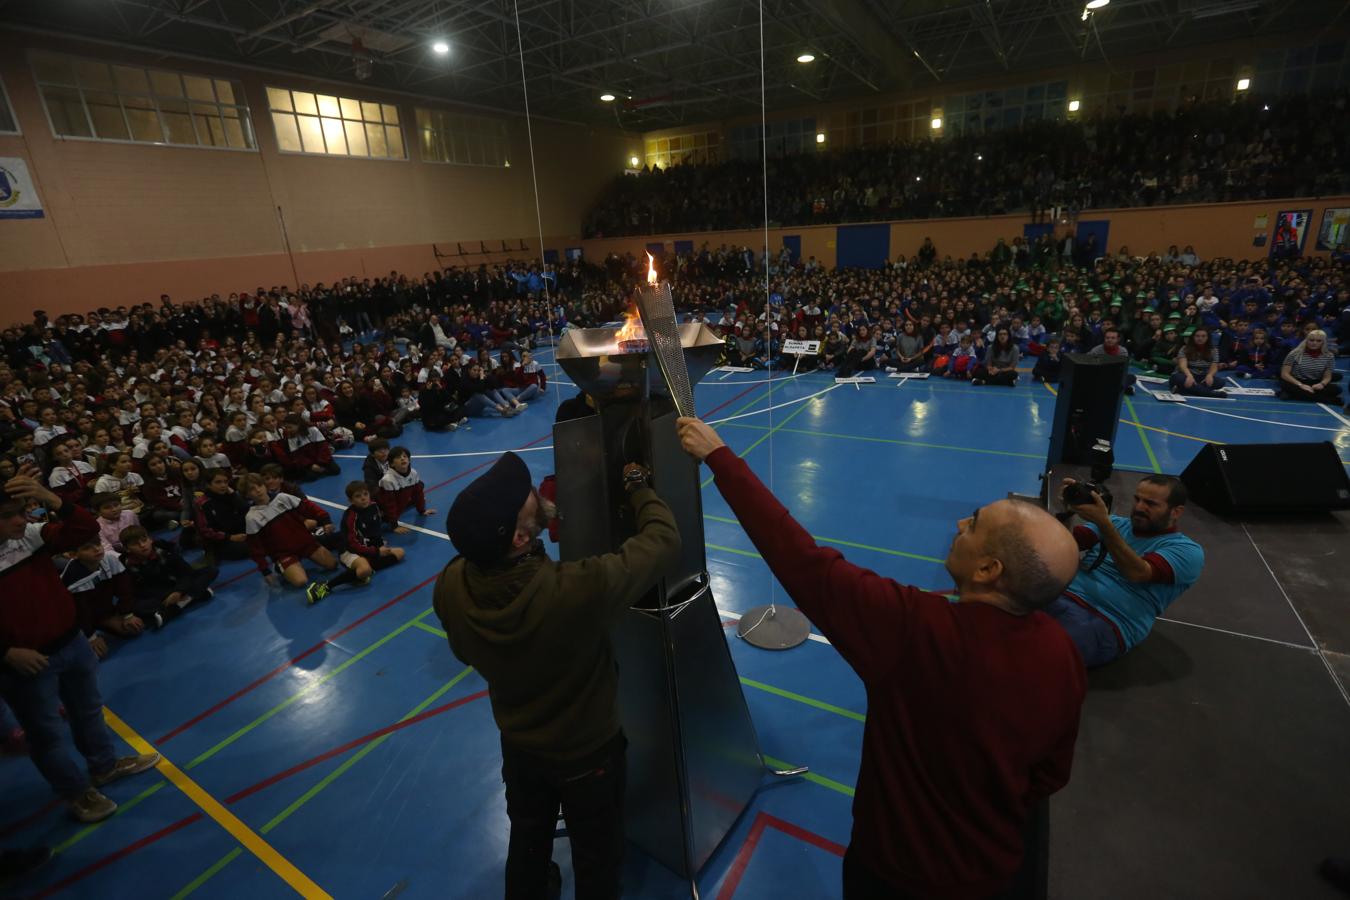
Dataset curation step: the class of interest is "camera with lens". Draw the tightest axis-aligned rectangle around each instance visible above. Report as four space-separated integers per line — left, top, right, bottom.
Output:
1063 439 1115 511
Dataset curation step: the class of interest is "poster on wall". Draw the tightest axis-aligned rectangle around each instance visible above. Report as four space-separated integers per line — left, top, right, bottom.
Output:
1316 207 1350 252
0 158 44 219
1269 209 1311 259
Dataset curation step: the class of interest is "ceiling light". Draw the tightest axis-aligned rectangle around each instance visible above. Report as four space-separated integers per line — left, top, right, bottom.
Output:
797 53 816 64
1068 99 1081 111
1262 104 1269 110
975 153 983 160
600 93 616 102
432 40 449 54
816 132 825 143
930 117 942 129
915 176 922 182
1236 77 1251 91
630 156 640 167
1085 0 1110 8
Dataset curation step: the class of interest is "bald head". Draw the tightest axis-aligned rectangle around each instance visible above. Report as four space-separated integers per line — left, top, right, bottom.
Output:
946 499 1081 613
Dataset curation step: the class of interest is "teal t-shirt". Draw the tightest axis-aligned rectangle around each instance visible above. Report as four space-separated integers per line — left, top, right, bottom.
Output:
1068 515 1204 649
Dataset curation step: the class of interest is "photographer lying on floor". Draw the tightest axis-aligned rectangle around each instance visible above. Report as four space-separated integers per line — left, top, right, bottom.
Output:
1046 475 1204 668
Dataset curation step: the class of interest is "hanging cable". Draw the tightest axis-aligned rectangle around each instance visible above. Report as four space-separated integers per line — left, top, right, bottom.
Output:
511 0 561 419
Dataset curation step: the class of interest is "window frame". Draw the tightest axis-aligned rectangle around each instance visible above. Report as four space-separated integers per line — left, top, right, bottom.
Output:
28 51 256 152
267 86 408 161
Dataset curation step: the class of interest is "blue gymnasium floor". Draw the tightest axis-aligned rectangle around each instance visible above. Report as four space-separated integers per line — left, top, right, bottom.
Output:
3 346 1350 900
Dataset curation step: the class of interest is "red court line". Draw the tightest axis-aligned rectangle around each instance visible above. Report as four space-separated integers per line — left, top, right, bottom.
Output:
702 383 762 418
38 689 491 896
156 572 440 744
210 567 257 590
716 811 846 900
0 797 62 841
32 812 205 899
424 432 552 495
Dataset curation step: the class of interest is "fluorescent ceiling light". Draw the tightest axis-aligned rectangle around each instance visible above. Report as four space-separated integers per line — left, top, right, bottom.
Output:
1236 77 1251 90
1085 0 1110 8
600 93 616 102
816 132 825 143
432 41 449 54
930 117 942 129
797 53 816 63
1068 99 1081 111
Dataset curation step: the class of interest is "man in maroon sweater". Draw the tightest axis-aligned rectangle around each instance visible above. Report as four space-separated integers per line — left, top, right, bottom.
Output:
676 418 1085 900
0 466 159 823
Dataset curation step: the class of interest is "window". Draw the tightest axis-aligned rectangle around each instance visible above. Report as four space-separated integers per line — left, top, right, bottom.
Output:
0 77 17 134
415 108 508 166
642 129 720 168
30 51 254 149
268 86 404 159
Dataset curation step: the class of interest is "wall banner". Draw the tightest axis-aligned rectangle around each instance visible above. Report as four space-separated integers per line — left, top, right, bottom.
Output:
0 158 44 219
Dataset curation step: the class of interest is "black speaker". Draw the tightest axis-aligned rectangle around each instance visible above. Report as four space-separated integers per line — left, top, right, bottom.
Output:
1046 353 1127 468
1180 442 1350 514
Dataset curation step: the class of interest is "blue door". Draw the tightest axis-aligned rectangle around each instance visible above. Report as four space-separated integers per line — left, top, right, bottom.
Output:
1022 222 1054 243
836 224 889 269
674 240 694 256
645 242 666 258
543 249 559 264
782 235 802 263
1075 220 1110 261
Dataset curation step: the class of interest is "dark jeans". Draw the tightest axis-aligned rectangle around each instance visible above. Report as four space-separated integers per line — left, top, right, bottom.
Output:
0 633 117 797
1044 596 1124 668
502 732 626 900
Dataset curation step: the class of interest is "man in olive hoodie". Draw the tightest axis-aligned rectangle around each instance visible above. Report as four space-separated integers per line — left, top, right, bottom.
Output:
434 451 680 900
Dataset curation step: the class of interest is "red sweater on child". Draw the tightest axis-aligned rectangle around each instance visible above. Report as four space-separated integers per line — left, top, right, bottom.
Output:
377 467 426 526
704 447 1086 899
245 493 330 573
271 426 334 471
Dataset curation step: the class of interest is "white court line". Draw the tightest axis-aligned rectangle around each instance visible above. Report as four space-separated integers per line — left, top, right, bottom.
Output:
307 496 448 540
1240 522 1350 712
716 606 832 645
306 492 833 649
335 446 553 460
1156 615 1316 652
1179 403 1346 433
708 384 842 425
1319 402 1350 429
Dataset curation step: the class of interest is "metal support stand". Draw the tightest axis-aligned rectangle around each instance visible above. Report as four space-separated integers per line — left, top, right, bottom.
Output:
736 605 812 650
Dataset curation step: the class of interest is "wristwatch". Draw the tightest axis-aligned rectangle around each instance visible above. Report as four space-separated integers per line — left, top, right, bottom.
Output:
623 466 649 490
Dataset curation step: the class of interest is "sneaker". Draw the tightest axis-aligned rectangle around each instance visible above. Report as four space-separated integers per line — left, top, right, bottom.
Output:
884 366 898 373
1212 389 1228 398
306 582 330 605
67 788 117 824
206 588 215 600
357 575 372 586
152 612 164 629
1124 385 1135 396
0 845 52 883
971 377 986 386
91 752 160 788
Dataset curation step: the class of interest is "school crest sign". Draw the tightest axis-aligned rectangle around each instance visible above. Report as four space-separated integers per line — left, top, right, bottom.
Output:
0 158 44 219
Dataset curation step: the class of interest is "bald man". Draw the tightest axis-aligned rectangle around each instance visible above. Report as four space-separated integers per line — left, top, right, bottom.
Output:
677 417 1086 900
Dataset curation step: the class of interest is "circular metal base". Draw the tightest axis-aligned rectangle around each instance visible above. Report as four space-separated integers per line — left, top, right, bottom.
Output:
736 605 811 650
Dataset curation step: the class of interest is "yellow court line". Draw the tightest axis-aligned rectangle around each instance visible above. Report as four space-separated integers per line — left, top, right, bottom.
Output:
1040 380 1217 444
103 708 332 900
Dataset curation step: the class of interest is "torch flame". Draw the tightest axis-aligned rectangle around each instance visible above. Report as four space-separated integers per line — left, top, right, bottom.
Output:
646 252 658 285
615 304 646 343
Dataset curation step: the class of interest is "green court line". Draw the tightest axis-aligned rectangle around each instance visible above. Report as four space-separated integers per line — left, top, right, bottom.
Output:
705 542 763 559
184 606 438 769
413 619 448 639
761 754 856 798
702 386 835 488
739 676 866 723
704 514 945 565
53 603 443 857
1123 396 1163 474
173 665 479 899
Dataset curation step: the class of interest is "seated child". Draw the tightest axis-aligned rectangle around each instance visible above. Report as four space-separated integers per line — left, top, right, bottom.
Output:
48 442 97 510
119 526 217 629
138 453 184 532
59 538 140 659
273 415 341 481
92 492 139 554
338 480 406 582
93 452 145 515
1032 337 1064 383
261 462 308 501
377 447 435 535
236 473 358 603
363 438 391 489
193 435 232 471
194 468 253 562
